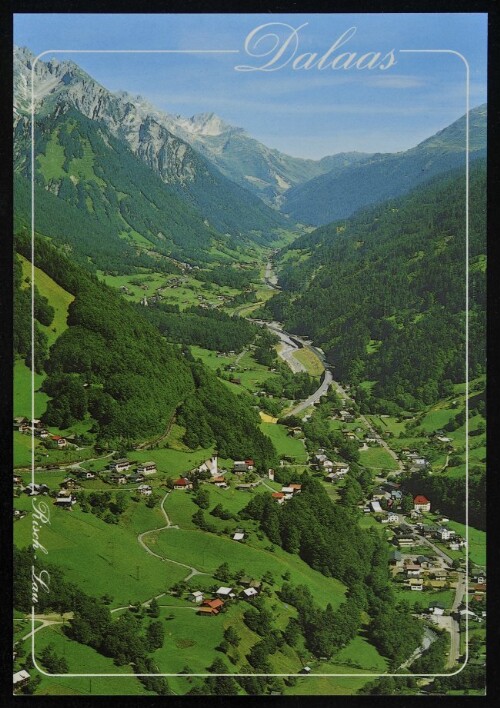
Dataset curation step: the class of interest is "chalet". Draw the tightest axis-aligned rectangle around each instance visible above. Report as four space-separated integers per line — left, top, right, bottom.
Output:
242 587 258 598
188 591 204 603
405 564 422 577
198 606 220 616
13 475 22 485
233 532 245 541
128 472 145 484
51 435 67 448
435 435 453 444
289 483 302 494
436 527 454 541
449 542 460 551
429 603 445 616
19 423 32 434
387 513 399 523
288 427 303 437
137 461 157 476
212 476 228 488
173 477 193 490
300 666 312 674
39 429 50 439
13 416 28 428
268 468 275 480
430 569 448 580
110 473 127 485
413 495 431 512
325 472 341 483
281 486 294 500
55 493 76 507
82 471 96 480
200 598 224 615
272 492 285 504
233 461 249 474
409 579 423 591
391 490 403 501
365 435 378 444
472 573 486 584
13 509 27 520
137 484 152 496
473 583 487 595
60 477 80 490
13 670 30 691
370 500 383 513
216 587 233 598
236 482 260 490
110 459 131 473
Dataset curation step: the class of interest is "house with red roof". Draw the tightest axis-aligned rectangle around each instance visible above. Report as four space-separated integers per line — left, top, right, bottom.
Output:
413 495 431 512
173 477 193 490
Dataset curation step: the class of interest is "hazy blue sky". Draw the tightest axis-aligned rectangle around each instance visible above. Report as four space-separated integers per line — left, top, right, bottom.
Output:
14 13 487 159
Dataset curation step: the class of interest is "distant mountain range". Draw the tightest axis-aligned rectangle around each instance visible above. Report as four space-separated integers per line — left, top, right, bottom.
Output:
14 46 290 255
282 104 486 226
14 45 487 263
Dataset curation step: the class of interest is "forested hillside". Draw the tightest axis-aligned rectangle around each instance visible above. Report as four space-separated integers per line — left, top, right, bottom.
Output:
262 161 486 410
14 230 276 468
14 108 239 270
282 104 486 226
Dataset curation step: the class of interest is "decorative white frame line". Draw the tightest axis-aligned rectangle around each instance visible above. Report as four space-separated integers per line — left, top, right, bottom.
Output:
28 45 471 680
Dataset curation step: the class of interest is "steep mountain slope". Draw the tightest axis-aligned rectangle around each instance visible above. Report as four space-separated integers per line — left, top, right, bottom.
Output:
14 46 290 242
14 107 235 270
263 161 486 410
14 230 277 467
123 100 371 207
282 104 486 226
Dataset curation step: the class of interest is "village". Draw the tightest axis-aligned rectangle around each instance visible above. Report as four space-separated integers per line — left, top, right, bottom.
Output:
13 402 484 668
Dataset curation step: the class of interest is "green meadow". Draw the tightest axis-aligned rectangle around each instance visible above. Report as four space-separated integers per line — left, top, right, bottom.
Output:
358 446 399 471
259 422 308 462
14 500 186 606
144 526 346 610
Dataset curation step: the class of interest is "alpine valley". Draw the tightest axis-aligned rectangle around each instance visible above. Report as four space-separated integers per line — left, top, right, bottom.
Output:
13 44 486 699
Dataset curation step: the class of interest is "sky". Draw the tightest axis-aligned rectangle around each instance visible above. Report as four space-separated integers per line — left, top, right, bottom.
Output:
14 13 487 159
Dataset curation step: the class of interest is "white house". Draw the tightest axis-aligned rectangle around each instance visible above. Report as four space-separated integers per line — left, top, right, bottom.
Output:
370 500 383 513
242 587 258 598
137 461 157 476
188 591 204 603
233 532 245 541
413 495 431 512
387 513 399 523
137 484 152 496
216 586 233 597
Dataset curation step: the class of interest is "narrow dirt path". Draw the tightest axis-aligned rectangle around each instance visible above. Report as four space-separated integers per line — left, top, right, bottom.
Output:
137 492 209 582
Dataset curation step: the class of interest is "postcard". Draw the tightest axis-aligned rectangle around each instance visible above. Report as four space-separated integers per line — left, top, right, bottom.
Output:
12 11 486 697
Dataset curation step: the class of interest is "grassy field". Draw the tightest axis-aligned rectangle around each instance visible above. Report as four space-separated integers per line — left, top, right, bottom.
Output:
14 359 49 419
358 446 399 471
259 422 308 462
447 521 486 567
133 444 216 478
20 254 74 347
293 348 324 377
21 624 151 696
14 500 187 606
392 586 455 609
144 527 346 610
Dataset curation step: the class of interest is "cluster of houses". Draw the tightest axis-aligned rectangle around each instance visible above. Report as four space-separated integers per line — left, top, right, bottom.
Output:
171 456 261 493
14 417 69 448
415 520 467 551
107 459 157 487
271 483 302 504
312 451 350 482
187 577 263 616
389 551 454 592
399 449 429 473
